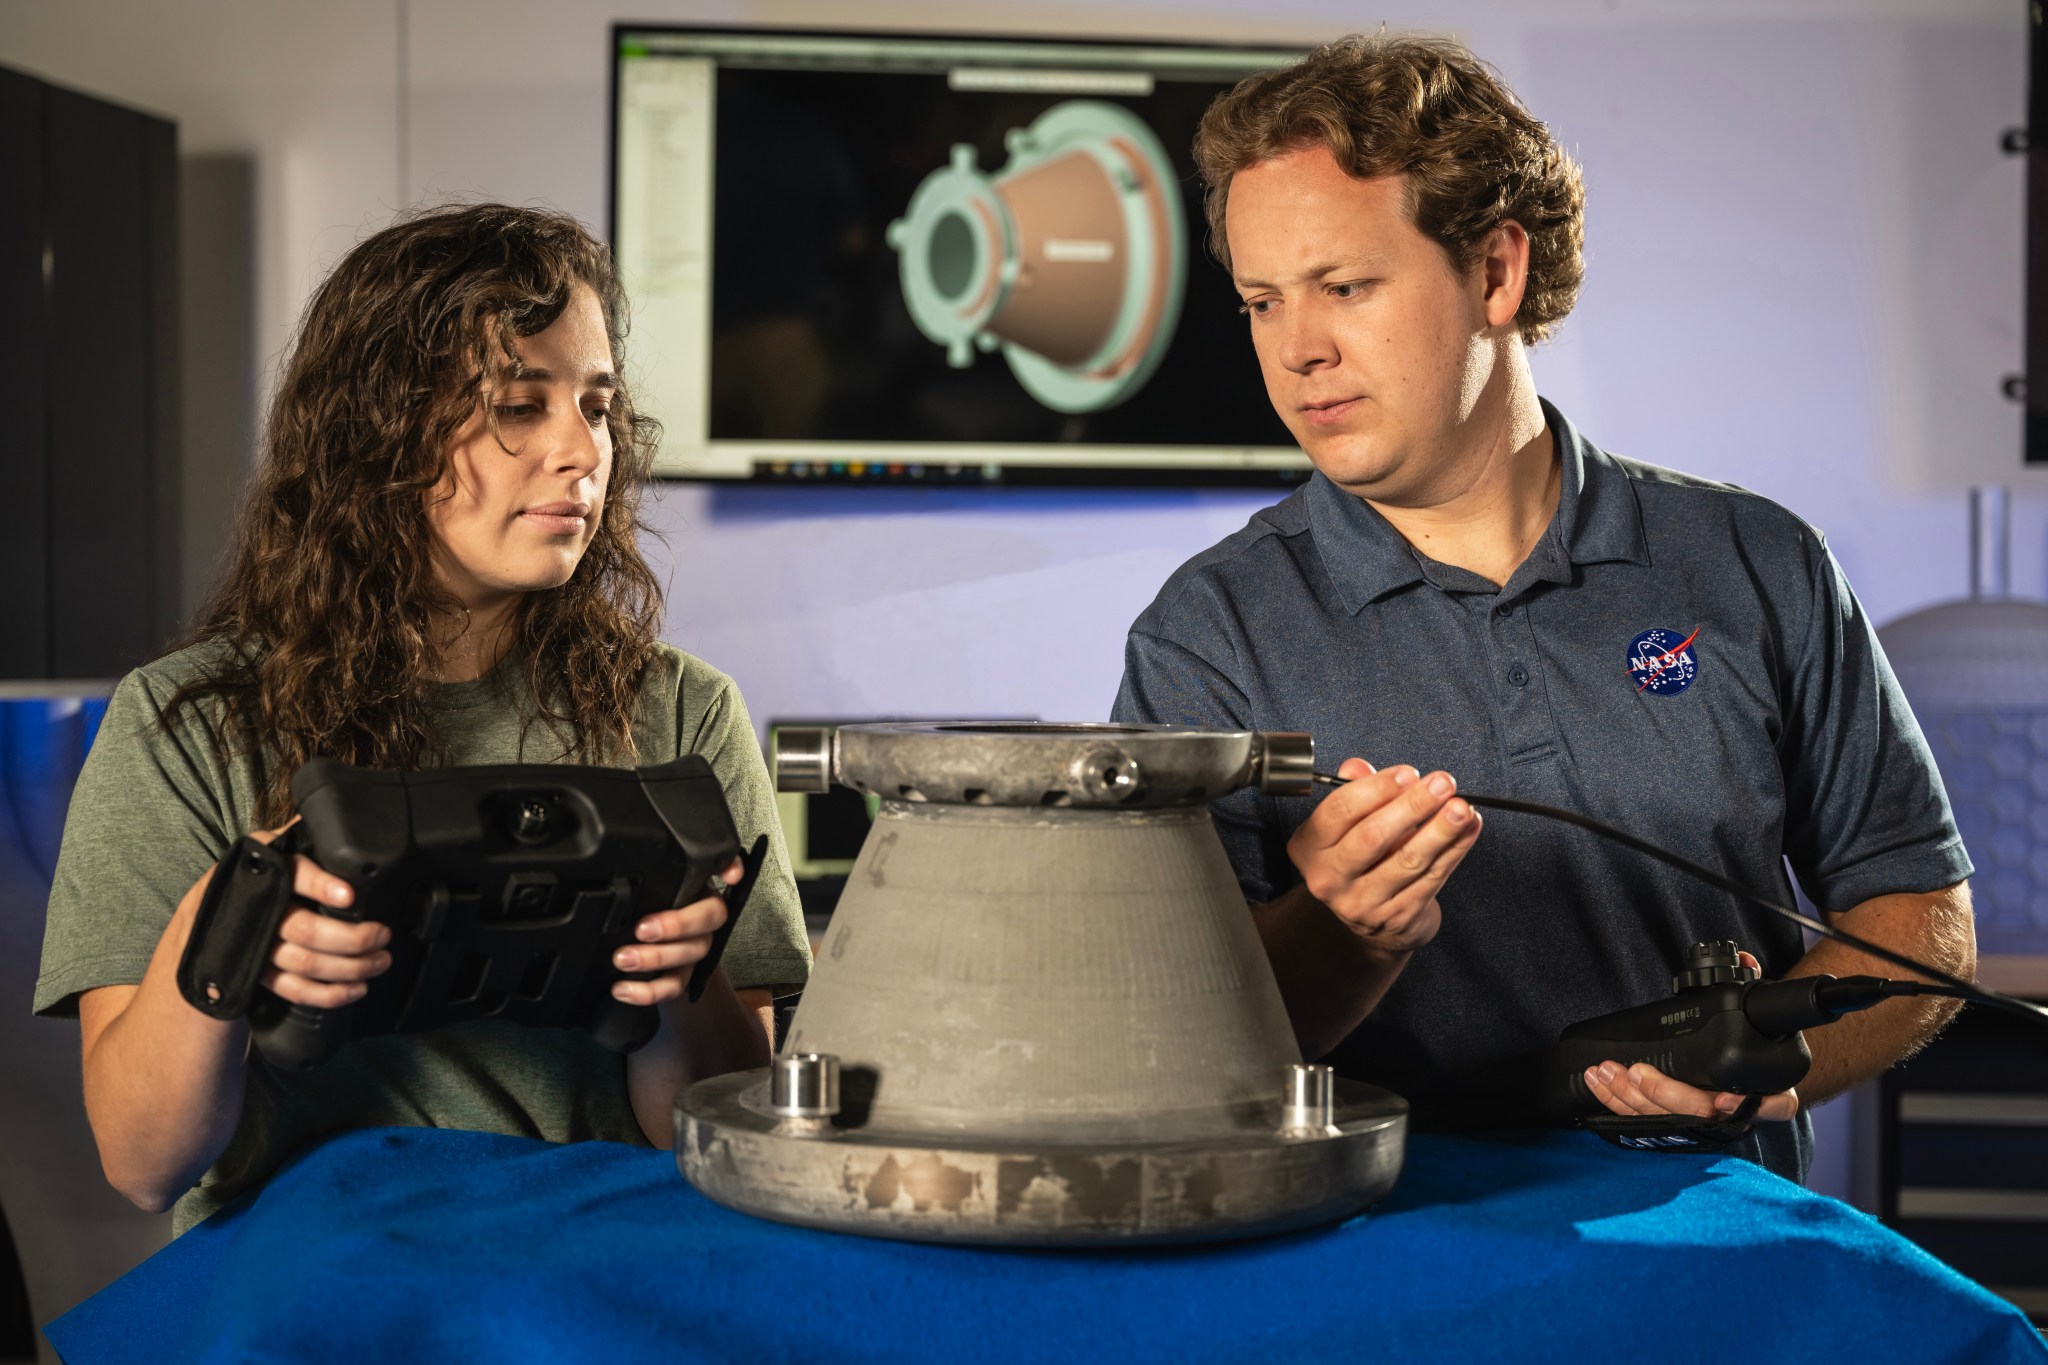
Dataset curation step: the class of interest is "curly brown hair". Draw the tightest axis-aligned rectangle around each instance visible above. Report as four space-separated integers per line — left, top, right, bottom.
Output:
168 204 664 825
1193 32 1586 344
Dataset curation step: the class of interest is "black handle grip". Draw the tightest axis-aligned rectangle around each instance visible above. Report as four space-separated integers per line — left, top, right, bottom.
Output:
177 832 302 1019
684 833 768 1003
249 1000 351 1071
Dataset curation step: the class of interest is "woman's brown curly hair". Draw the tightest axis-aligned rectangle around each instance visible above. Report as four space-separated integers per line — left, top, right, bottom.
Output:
168 203 664 825
1194 32 1586 344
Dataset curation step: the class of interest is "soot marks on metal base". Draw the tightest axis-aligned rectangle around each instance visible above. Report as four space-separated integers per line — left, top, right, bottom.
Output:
994 1155 1142 1223
693 1128 742 1178
862 1153 980 1213
1170 1162 1227 1219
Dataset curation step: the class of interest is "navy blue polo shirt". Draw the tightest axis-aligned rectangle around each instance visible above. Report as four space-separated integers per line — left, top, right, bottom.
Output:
1112 400 1972 1182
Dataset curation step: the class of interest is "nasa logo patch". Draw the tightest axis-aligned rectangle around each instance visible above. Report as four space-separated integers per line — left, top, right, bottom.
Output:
1627 626 1703 695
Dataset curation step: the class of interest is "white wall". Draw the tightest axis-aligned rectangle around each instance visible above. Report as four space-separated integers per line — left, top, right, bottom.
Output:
1 0 2035 1238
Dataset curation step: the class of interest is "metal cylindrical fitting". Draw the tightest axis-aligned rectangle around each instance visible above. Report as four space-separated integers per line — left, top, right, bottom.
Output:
1280 1063 1336 1133
775 727 835 794
1071 745 1143 802
1252 732 1315 795
769 1052 842 1119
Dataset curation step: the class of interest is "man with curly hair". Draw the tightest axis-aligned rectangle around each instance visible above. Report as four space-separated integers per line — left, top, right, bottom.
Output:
1112 33 1975 1182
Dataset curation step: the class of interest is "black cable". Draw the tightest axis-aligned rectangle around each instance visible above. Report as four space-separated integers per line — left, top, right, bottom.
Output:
1827 979 1979 1010
1309 771 2048 1027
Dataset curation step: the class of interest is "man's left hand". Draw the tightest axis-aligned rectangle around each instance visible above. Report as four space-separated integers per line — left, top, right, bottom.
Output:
1583 950 1798 1123
1583 1059 1798 1124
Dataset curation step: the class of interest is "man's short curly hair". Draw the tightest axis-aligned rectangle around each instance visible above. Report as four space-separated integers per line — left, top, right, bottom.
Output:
1194 32 1586 344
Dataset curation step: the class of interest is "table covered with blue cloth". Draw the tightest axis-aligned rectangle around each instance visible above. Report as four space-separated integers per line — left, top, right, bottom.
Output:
48 1124 2044 1364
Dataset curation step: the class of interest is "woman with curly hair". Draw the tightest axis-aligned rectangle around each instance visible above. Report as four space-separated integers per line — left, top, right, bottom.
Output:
33 204 812 1233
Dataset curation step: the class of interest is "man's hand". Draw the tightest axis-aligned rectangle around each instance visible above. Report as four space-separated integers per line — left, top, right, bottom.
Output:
609 858 743 1006
1582 953 1798 1125
1583 1061 1800 1124
1286 757 1480 953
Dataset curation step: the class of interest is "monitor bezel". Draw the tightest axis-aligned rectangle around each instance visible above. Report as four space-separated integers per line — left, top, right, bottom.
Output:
606 20 1315 489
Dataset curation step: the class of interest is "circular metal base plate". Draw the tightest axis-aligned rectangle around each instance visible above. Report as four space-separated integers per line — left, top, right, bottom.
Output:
677 1072 1408 1246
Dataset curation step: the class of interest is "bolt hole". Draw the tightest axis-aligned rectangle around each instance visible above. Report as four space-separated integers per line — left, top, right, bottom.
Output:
963 787 992 804
1040 789 1072 807
897 785 927 803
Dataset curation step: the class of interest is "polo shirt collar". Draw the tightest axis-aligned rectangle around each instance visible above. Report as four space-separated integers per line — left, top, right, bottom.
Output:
1549 398 1652 572
1305 397 1651 615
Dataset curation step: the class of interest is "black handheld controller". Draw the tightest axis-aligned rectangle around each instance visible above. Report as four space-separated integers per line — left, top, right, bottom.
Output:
1540 941 1885 1151
176 755 768 1071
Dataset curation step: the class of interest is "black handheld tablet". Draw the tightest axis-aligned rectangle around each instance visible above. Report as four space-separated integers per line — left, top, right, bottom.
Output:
178 756 765 1070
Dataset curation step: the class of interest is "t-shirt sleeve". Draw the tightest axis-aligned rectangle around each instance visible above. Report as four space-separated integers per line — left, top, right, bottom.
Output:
1112 621 1289 906
35 671 240 1018
679 666 813 995
1778 538 1974 912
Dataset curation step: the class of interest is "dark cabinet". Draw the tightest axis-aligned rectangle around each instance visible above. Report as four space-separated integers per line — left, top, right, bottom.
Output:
0 64 178 681
1879 996 2048 1328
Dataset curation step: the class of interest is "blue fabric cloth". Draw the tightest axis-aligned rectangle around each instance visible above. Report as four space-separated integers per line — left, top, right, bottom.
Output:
49 1125 2042 1365
1111 399 1972 1186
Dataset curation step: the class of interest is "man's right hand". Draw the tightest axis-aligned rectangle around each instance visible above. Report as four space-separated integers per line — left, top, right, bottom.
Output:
1285 757 1480 954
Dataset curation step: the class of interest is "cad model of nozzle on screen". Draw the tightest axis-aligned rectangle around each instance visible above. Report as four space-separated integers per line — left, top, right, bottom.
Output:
886 101 1188 415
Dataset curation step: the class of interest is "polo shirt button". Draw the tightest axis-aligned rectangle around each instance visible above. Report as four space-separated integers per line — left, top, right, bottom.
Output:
1496 603 1513 617
1508 663 1529 687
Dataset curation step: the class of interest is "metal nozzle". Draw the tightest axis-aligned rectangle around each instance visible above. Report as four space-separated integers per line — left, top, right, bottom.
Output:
1252 732 1315 795
1279 1063 1336 1135
775 727 835 794
1072 745 1143 802
769 1052 841 1119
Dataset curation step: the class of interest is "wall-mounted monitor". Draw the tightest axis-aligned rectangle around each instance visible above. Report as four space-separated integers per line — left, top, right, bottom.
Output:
610 26 1311 486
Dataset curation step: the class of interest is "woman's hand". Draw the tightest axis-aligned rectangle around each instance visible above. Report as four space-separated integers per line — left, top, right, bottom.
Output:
79 823 389 1212
609 858 744 1006
243 826 394 1009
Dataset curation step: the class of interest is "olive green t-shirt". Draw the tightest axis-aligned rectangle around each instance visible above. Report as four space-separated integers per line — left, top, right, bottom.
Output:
34 639 812 1234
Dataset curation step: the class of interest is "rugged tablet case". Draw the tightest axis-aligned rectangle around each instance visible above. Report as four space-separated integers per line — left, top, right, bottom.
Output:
177 755 765 1070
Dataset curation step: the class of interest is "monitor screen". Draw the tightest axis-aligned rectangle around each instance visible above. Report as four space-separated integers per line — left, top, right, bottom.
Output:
611 26 1313 486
